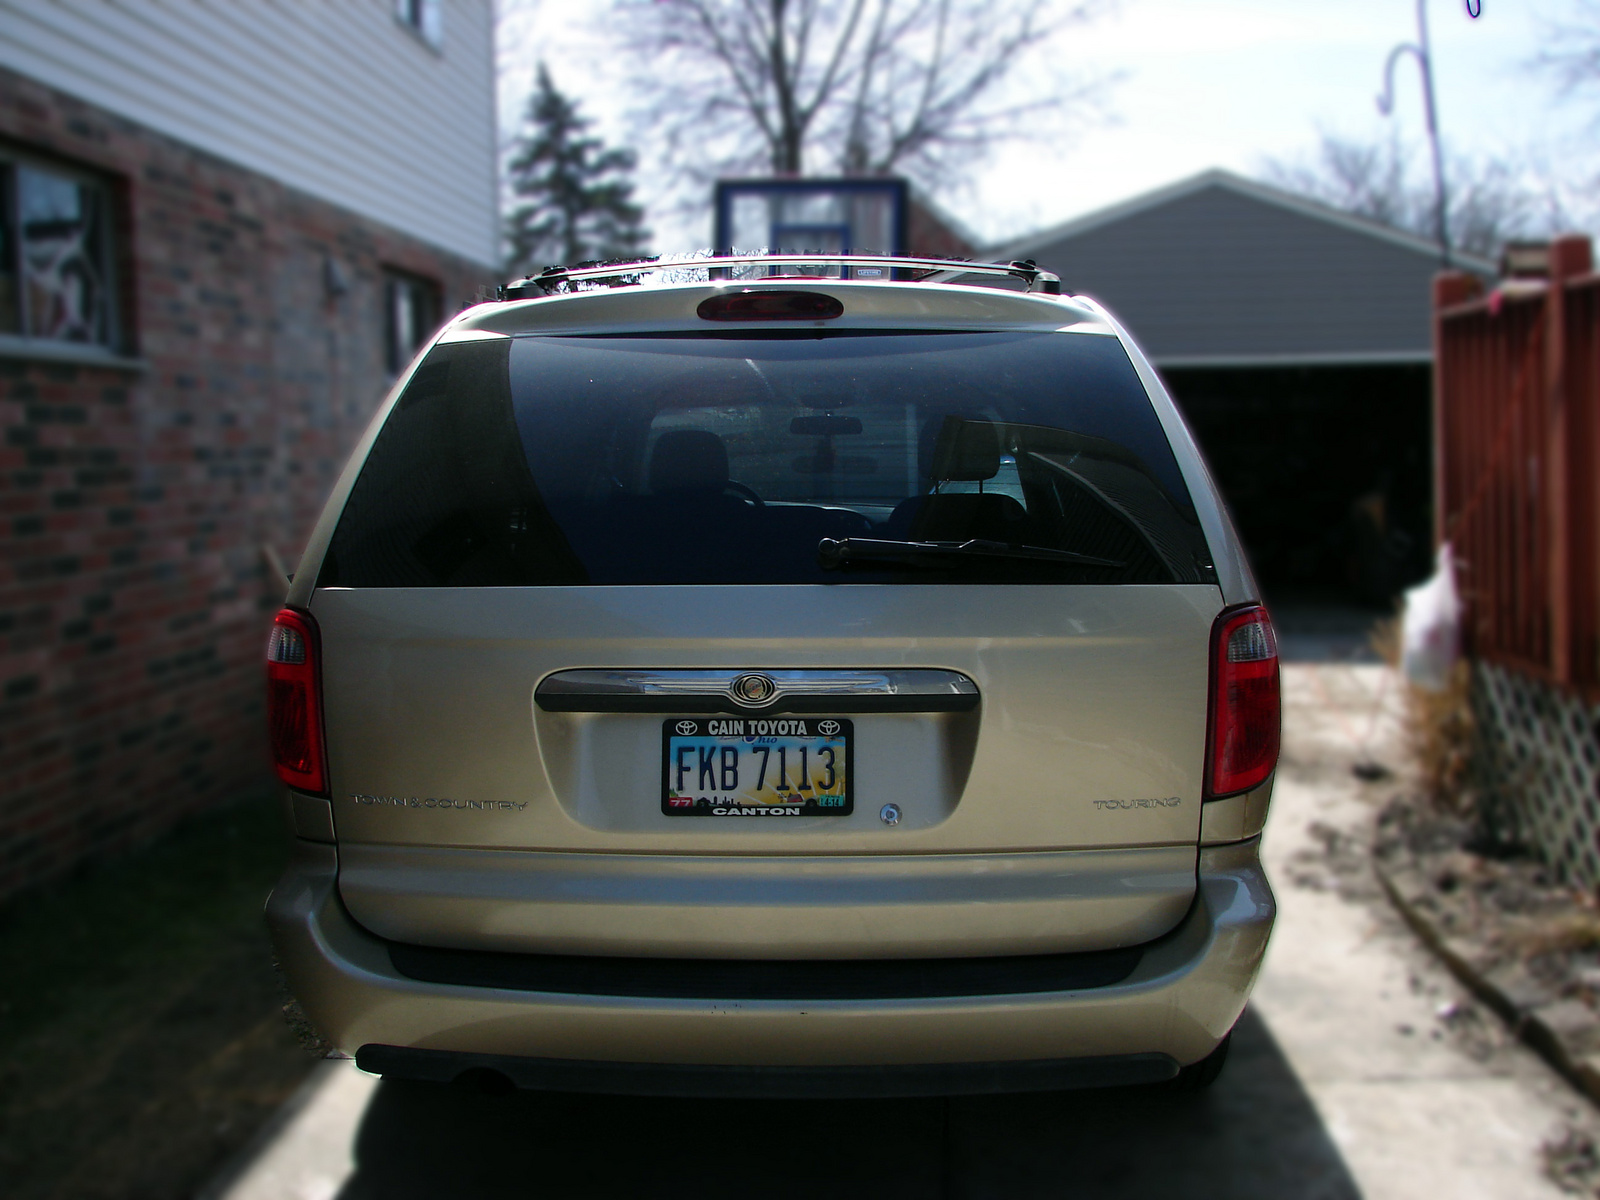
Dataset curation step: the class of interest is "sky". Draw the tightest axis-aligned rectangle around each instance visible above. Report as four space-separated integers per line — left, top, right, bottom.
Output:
496 0 1596 254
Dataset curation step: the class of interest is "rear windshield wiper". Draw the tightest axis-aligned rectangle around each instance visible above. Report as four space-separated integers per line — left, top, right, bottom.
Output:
818 537 1124 571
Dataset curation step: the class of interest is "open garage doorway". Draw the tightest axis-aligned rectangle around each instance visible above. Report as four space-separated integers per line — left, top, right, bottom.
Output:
1162 364 1433 609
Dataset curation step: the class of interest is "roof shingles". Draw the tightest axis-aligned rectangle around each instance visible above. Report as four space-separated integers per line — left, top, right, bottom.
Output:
993 171 1490 365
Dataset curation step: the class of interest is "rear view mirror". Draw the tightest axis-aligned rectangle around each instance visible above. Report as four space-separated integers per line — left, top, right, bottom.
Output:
791 414 863 436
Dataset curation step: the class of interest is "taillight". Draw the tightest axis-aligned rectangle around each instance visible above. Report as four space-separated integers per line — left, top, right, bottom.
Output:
266 607 327 795
1205 604 1280 798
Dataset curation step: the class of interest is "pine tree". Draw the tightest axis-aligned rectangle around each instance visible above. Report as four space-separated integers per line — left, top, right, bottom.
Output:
503 64 649 276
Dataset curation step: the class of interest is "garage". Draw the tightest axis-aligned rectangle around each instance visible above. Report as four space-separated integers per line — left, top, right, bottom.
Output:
994 170 1491 606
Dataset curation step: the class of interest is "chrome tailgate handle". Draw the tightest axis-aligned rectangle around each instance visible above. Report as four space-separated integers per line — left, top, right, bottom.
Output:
535 668 979 714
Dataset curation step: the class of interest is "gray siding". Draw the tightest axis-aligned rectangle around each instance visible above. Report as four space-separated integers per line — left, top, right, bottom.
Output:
0 0 497 266
1016 185 1445 364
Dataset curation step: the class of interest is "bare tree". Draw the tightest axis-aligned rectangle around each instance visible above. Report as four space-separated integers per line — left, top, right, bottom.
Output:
607 0 1111 185
1532 0 1600 113
1527 1 1600 232
1263 132 1567 260
1265 134 1420 231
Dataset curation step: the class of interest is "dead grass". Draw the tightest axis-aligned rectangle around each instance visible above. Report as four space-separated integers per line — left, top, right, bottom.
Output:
1499 907 1600 959
1371 616 1477 812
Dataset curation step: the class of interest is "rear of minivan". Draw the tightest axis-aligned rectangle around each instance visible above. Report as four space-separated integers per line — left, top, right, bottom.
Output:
266 275 1277 1097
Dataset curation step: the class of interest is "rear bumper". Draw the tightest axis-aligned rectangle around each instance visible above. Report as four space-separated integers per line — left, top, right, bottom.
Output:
267 838 1273 1082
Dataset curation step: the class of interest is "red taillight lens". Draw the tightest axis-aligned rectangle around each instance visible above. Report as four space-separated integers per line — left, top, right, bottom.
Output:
266 608 326 795
696 290 844 321
1205 604 1280 798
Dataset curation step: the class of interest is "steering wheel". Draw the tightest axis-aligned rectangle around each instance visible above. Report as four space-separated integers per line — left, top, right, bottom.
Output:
724 481 765 507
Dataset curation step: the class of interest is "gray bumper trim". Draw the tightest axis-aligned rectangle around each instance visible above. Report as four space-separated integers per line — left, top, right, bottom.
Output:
385 938 1142 999
354 1043 1178 1098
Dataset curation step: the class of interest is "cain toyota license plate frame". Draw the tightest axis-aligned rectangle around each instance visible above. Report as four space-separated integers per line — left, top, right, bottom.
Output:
661 716 853 817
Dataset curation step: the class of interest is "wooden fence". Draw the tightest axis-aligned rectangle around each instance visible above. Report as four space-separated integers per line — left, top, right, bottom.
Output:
1434 236 1600 699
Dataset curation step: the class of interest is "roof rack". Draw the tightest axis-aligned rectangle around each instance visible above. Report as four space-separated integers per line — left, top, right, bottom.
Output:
499 255 1063 300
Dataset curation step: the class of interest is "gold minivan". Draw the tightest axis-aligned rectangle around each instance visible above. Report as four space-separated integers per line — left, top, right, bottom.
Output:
266 257 1278 1097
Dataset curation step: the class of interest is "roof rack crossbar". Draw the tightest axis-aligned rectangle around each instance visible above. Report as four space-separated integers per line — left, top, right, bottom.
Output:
500 255 1062 300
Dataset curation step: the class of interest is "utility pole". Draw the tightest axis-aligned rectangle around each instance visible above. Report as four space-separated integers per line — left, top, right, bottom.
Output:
1376 0 1464 267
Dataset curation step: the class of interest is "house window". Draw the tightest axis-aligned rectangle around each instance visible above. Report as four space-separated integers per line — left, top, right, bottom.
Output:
385 270 441 374
395 0 443 49
0 154 117 347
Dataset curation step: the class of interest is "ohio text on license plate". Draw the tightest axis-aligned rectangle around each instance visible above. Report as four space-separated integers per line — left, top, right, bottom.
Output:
661 717 853 816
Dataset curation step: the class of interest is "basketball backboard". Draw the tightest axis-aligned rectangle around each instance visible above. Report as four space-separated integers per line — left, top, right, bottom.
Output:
713 178 909 273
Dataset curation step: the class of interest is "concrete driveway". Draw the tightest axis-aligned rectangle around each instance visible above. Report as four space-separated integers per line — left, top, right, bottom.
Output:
208 658 1600 1199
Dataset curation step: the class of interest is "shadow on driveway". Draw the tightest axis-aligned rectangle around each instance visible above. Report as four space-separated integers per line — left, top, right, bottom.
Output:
333 1008 1360 1199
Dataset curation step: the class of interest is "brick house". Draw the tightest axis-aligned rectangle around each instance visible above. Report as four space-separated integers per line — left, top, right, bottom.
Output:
0 0 498 901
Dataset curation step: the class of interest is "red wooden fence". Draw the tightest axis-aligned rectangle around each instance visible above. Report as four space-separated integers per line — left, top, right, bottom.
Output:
1434 235 1600 695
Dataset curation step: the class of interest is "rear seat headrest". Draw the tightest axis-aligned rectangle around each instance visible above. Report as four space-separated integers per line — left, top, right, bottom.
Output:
929 417 1001 483
649 429 730 494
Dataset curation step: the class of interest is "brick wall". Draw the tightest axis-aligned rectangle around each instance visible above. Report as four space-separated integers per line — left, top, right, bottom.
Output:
0 67 493 901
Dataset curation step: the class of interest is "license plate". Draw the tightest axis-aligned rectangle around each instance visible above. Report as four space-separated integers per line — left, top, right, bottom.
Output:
661 717 853 817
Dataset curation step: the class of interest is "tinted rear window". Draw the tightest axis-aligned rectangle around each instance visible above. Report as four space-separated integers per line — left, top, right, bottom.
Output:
320 331 1214 587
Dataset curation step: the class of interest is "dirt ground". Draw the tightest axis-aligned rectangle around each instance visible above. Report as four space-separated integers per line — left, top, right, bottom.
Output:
0 796 318 1200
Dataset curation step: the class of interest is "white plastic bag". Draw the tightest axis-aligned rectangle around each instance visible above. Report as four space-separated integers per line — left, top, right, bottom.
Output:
1400 543 1461 692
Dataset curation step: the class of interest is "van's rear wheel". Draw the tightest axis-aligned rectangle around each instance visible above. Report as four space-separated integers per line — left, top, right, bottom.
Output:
1171 1032 1231 1091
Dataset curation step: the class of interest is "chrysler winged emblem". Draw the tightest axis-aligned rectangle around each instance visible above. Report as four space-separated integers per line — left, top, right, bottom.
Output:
730 673 777 706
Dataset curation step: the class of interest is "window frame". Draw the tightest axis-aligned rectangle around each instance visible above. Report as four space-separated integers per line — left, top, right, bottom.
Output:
0 145 122 354
394 0 444 51
383 267 443 376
